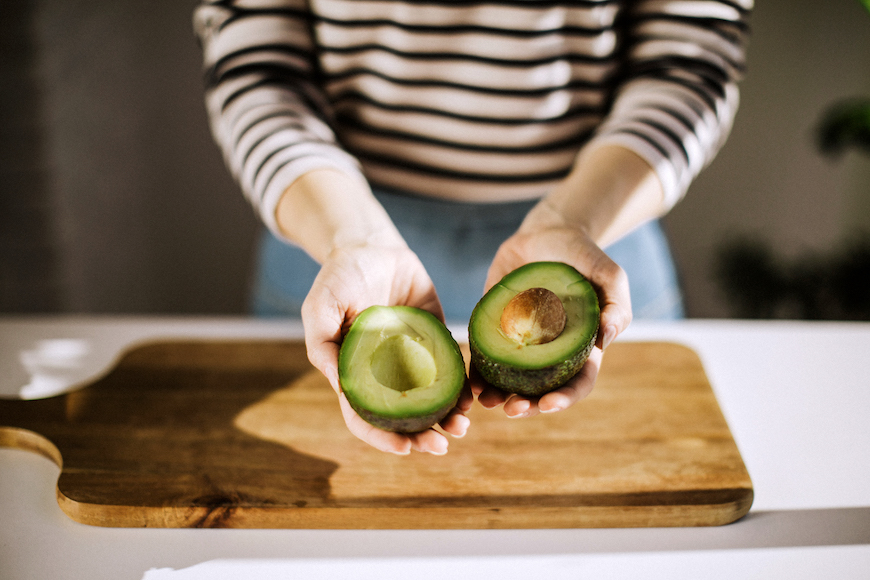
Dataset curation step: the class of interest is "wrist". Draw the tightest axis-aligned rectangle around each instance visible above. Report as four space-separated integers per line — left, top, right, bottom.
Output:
524 144 666 248
518 195 584 238
275 168 405 262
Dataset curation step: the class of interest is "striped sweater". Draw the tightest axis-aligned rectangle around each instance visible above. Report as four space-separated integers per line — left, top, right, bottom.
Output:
194 0 752 235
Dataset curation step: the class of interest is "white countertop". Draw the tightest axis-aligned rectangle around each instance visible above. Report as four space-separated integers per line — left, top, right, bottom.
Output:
1 316 869 579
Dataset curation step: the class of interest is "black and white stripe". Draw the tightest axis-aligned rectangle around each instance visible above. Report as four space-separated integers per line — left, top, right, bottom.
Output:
194 0 751 231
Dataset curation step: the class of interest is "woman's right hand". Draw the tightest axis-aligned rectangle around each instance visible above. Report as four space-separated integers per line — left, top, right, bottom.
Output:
301 241 473 455
273 169 472 455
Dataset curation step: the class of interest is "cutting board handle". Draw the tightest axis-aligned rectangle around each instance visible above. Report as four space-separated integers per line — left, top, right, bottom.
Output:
0 397 64 466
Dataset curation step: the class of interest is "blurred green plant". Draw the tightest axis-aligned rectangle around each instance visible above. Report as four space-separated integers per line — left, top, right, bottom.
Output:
816 1 870 157
715 235 870 320
816 98 870 157
713 0 870 320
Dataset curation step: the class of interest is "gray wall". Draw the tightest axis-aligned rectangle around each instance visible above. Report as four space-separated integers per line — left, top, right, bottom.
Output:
5 0 259 314
3 0 870 317
663 0 870 317
35 0 261 313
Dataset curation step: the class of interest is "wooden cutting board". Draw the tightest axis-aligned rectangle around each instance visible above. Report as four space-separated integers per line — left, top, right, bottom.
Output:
0 340 752 529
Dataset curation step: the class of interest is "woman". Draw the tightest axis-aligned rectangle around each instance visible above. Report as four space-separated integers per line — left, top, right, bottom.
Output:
194 0 752 454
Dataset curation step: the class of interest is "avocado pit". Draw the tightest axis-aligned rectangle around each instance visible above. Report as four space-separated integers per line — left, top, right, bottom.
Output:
468 262 600 397
499 287 567 346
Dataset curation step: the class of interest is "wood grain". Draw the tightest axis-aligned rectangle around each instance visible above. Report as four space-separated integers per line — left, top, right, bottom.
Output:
0 340 753 528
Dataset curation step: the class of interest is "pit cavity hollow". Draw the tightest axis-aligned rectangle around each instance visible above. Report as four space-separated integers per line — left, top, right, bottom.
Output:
370 334 436 392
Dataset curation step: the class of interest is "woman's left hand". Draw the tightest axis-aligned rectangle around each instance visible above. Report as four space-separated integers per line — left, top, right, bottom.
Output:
470 223 631 418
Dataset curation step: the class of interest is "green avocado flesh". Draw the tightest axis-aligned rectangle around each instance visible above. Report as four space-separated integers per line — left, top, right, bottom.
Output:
469 262 600 397
338 305 466 433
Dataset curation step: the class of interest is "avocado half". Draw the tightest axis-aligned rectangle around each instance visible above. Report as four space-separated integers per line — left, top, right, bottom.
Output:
338 305 466 433
469 262 600 397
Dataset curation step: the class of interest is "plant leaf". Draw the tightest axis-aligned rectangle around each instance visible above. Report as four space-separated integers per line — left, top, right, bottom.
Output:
816 99 870 157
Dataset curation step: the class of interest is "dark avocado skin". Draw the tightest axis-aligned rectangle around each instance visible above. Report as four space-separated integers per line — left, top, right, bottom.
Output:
469 324 597 397
347 392 461 434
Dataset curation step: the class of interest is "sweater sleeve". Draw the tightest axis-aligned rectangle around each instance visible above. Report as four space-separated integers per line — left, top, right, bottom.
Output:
584 0 753 209
193 0 367 238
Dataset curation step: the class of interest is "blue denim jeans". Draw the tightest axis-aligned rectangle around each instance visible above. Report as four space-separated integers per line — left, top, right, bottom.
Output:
250 188 684 323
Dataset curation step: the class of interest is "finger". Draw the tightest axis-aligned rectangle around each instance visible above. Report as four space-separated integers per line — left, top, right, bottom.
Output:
538 347 602 413
468 365 508 407
306 340 342 393
586 258 631 350
482 241 528 294
408 429 450 455
439 407 470 438
482 264 510 296
455 382 475 414
597 299 629 351
438 385 473 437
339 392 455 455
301 290 346 394
392 251 445 322
338 392 412 455
477 385 509 409
467 365 487 398
596 320 618 351
503 394 541 419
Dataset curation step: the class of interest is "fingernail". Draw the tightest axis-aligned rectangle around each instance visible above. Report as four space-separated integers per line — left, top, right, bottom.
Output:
602 324 617 350
453 415 471 437
480 396 501 409
426 437 449 455
540 405 563 414
506 399 531 418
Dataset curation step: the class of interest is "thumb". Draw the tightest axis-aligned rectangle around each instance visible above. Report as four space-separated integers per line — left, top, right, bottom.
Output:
306 339 342 393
